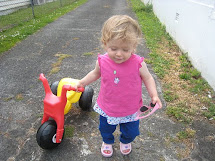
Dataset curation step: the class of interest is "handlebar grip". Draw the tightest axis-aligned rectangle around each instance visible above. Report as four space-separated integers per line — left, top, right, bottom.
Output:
63 85 84 92
77 87 84 92
70 86 84 92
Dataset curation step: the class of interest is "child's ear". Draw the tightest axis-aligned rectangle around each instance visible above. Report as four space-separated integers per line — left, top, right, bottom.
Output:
104 42 108 51
132 44 137 53
132 49 136 54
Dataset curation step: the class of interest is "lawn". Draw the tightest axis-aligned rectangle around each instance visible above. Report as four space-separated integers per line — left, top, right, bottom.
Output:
0 0 88 54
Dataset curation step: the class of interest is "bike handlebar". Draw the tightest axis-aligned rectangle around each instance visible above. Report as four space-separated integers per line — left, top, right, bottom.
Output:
62 85 84 92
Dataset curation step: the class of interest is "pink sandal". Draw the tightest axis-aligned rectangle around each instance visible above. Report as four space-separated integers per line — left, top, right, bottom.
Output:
101 142 113 157
120 142 132 155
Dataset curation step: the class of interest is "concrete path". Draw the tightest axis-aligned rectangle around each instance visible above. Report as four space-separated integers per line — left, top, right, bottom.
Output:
0 0 214 160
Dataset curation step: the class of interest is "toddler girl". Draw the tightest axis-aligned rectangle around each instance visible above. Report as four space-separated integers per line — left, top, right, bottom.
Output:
75 15 162 157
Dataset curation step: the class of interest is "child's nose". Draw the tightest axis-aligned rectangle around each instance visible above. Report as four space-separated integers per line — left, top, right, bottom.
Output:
116 50 122 57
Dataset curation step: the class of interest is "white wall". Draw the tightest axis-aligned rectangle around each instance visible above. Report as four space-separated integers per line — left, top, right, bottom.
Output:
142 0 215 91
0 0 55 16
0 0 31 15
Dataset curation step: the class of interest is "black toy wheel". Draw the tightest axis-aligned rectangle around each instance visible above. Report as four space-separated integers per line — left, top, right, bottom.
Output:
36 120 64 149
79 86 94 111
50 81 59 95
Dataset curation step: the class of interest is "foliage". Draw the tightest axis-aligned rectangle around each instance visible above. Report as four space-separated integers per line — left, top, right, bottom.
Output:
0 0 88 54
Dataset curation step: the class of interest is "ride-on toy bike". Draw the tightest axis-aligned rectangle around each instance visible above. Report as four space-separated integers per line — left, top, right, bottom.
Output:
36 73 94 149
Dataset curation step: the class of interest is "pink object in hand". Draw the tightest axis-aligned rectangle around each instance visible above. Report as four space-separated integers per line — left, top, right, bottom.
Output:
135 103 160 120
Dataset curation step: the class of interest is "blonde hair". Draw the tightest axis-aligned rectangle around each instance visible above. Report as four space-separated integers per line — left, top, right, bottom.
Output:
101 15 142 47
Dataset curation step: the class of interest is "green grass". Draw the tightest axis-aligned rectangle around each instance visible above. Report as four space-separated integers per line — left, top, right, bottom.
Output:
203 103 215 119
176 128 196 140
64 125 75 138
166 106 191 123
0 0 88 54
130 1 172 79
147 52 170 79
49 53 72 75
179 54 209 94
15 93 24 101
129 0 215 121
83 52 94 56
132 3 165 49
163 90 179 102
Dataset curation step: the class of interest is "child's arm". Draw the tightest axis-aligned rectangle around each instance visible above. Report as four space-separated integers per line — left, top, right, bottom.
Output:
140 61 162 108
76 60 101 88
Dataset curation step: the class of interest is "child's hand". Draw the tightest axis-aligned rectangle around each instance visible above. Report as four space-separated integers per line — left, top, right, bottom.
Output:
74 80 85 92
151 96 162 108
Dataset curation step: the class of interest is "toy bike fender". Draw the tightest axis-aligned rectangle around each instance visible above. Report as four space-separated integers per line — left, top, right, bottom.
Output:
135 103 160 120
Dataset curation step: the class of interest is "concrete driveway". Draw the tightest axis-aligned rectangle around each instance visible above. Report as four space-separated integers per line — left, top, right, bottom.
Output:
0 0 214 160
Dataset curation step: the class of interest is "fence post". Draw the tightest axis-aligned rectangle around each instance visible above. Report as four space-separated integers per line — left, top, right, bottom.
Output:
60 0 62 7
30 0 35 18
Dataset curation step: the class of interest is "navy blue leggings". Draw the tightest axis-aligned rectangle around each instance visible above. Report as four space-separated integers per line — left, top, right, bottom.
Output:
99 115 140 144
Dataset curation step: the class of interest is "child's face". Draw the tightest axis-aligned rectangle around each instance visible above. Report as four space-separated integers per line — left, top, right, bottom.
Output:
105 39 135 64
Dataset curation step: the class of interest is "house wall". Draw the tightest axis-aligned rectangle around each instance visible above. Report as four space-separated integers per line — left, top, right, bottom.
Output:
142 0 215 90
0 0 55 16
0 0 31 15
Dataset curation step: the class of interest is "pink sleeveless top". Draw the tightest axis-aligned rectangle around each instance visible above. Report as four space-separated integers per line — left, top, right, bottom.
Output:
97 53 144 117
